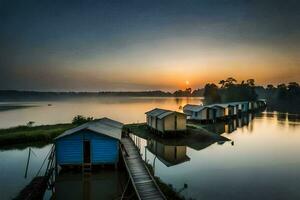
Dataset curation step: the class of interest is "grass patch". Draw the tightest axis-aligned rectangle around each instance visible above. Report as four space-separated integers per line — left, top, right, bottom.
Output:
124 123 230 149
124 123 230 140
0 124 75 147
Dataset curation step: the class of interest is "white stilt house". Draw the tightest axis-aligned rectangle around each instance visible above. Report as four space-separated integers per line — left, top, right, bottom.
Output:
183 104 211 121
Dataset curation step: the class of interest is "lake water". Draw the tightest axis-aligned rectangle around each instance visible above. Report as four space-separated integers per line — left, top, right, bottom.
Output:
0 97 200 128
131 112 300 200
0 97 300 200
0 97 200 199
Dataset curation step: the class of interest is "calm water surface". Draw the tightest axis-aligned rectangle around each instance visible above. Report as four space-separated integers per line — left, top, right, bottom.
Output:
132 112 300 200
0 97 200 128
0 97 300 200
0 97 200 199
0 145 52 199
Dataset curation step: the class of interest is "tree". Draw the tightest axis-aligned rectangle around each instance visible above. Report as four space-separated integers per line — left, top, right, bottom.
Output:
287 82 299 91
246 79 255 87
277 83 288 98
173 88 192 97
224 77 237 88
267 84 275 90
191 88 204 97
287 82 300 98
219 80 226 88
72 115 93 125
203 83 221 103
27 121 35 127
185 88 192 94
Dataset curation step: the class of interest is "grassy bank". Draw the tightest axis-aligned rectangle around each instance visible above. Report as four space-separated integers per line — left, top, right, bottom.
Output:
0 124 75 147
1 120 230 150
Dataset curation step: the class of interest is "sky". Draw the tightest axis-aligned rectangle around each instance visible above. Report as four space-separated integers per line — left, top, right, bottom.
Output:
0 0 299 91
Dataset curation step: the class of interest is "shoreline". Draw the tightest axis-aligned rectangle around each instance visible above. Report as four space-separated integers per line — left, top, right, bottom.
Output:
0 121 229 149
0 123 75 148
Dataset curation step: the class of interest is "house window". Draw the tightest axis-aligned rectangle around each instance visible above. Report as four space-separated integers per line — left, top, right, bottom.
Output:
195 112 198 117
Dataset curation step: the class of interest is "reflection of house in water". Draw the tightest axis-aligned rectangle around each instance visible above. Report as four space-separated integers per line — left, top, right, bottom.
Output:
146 139 190 167
225 119 237 133
144 133 219 167
237 113 252 128
203 113 254 135
53 171 126 200
203 120 237 134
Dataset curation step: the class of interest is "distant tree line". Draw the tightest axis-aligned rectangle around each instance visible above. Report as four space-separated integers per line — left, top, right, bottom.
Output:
258 82 300 113
0 81 299 106
0 89 205 101
172 88 204 97
202 78 300 113
203 77 258 104
0 90 174 101
264 82 300 100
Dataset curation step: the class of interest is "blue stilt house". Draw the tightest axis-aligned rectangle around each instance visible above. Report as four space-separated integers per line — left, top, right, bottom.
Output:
55 118 123 167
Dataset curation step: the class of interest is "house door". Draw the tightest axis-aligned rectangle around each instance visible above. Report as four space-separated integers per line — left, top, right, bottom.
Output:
84 140 91 163
213 109 217 119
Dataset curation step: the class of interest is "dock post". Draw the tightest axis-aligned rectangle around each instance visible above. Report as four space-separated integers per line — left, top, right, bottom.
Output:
24 148 31 178
145 147 147 163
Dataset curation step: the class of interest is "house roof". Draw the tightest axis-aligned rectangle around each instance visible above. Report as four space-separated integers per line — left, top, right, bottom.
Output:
228 101 249 105
145 108 185 119
183 104 205 112
203 104 225 109
98 117 123 129
55 117 123 140
183 101 261 112
213 103 235 108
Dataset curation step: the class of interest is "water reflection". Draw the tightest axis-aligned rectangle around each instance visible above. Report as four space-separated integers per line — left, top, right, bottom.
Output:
130 112 300 200
130 133 218 169
0 145 52 200
1 97 300 200
146 139 190 167
205 112 300 136
199 114 253 135
52 171 126 200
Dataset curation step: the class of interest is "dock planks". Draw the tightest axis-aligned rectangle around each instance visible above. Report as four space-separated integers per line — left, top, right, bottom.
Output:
121 137 166 200
14 176 48 200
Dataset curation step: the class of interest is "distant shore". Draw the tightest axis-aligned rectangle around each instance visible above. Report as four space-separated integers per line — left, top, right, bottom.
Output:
0 90 204 102
0 104 37 111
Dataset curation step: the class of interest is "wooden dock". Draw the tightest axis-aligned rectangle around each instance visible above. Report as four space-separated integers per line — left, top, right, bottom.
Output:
121 137 166 200
14 176 50 200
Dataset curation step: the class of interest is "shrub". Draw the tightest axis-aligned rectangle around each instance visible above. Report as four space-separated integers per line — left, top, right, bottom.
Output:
72 115 93 125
